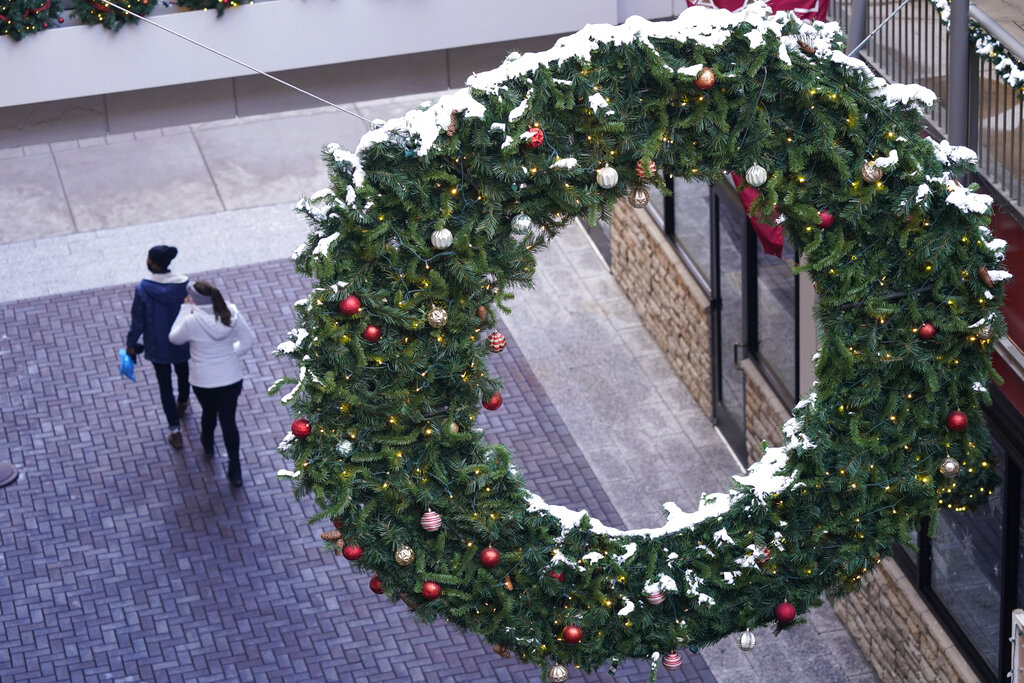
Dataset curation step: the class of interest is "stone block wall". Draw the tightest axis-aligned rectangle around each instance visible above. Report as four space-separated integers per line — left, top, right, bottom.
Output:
740 357 790 465
832 559 980 683
609 202 712 418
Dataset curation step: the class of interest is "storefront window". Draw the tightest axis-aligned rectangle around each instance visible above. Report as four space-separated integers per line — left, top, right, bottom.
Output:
753 241 798 405
931 459 1004 673
669 179 711 285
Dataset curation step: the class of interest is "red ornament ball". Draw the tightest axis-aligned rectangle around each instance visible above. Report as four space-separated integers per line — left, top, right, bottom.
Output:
548 571 564 583
562 625 583 644
819 210 834 228
947 410 968 432
775 601 797 624
645 590 665 605
361 325 381 343
369 575 384 594
480 547 501 568
663 652 683 670
918 323 936 340
341 544 362 561
483 391 503 411
291 418 311 439
525 126 545 149
338 295 361 316
420 509 442 532
422 581 441 600
488 331 507 352
331 518 345 530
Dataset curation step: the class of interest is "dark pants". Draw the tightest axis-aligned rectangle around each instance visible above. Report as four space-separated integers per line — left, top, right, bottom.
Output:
193 380 243 474
152 362 190 429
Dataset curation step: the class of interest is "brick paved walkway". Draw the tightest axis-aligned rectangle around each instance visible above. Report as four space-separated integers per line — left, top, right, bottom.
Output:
0 259 713 682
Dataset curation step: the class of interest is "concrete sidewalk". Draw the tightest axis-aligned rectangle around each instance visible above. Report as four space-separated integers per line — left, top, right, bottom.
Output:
0 93 877 681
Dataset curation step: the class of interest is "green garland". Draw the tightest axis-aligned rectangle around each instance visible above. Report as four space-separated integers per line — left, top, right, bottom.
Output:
926 0 1024 98
174 0 239 18
69 0 152 31
272 6 1006 679
0 0 62 40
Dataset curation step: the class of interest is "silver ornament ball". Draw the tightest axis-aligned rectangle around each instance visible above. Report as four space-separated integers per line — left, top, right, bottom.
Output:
430 228 453 249
627 187 650 209
511 213 533 234
547 664 569 683
596 166 619 189
939 456 962 478
738 630 756 651
745 163 768 188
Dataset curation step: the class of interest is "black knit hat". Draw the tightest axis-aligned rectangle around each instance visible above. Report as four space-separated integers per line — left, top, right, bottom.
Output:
148 245 178 270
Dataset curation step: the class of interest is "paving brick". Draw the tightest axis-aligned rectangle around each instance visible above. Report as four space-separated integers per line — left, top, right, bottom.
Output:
0 258 712 682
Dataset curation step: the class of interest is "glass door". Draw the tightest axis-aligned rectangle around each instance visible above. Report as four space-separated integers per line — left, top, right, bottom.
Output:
709 184 750 460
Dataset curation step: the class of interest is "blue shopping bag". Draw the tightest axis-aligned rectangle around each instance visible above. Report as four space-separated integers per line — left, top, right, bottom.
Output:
119 348 136 382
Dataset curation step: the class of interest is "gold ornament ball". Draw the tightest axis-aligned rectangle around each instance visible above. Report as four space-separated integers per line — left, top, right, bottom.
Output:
978 325 992 340
395 545 415 566
627 187 650 209
548 664 570 683
695 67 716 90
738 630 756 651
939 456 962 478
427 305 449 328
861 161 883 183
447 422 459 434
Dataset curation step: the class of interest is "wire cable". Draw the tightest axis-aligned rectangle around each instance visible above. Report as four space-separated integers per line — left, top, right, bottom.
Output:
95 0 374 124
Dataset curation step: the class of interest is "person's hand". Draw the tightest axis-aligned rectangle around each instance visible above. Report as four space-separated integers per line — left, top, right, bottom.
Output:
126 346 137 362
184 294 193 304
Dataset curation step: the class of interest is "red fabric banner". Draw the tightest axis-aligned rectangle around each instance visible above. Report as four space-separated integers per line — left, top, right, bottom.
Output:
730 173 784 257
685 0 829 22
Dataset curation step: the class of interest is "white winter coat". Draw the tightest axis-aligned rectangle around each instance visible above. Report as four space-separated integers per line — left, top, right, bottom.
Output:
168 302 255 389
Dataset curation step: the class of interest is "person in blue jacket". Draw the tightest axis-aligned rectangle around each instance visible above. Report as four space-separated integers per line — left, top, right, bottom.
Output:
126 245 191 449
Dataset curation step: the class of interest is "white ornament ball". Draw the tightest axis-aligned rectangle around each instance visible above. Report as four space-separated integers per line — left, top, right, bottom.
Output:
596 166 619 189
745 163 768 188
738 630 756 651
430 228 453 249
420 509 442 532
548 664 569 683
511 213 533 234
627 187 650 209
663 652 683 670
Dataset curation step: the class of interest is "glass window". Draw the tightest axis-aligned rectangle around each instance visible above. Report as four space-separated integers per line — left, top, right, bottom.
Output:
669 178 711 285
754 240 798 405
931 453 1006 674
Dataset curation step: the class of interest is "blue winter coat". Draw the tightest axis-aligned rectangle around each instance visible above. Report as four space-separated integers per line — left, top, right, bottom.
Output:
126 272 191 364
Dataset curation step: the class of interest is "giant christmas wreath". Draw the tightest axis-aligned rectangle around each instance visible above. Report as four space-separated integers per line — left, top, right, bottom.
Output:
271 4 1008 680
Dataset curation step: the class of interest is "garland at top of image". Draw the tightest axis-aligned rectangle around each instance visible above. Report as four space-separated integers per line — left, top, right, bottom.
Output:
926 0 1024 96
270 5 1007 680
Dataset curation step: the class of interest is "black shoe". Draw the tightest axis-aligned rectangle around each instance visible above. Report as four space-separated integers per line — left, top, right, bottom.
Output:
201 441 215 459
228 462 243 487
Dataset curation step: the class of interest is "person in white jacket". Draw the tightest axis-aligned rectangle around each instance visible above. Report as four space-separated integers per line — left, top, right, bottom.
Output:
168 280 255 487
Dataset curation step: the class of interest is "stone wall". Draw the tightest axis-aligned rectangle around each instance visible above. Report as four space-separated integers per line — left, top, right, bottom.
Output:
740 357 790 465
609 202 712 418
832 559 980 683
